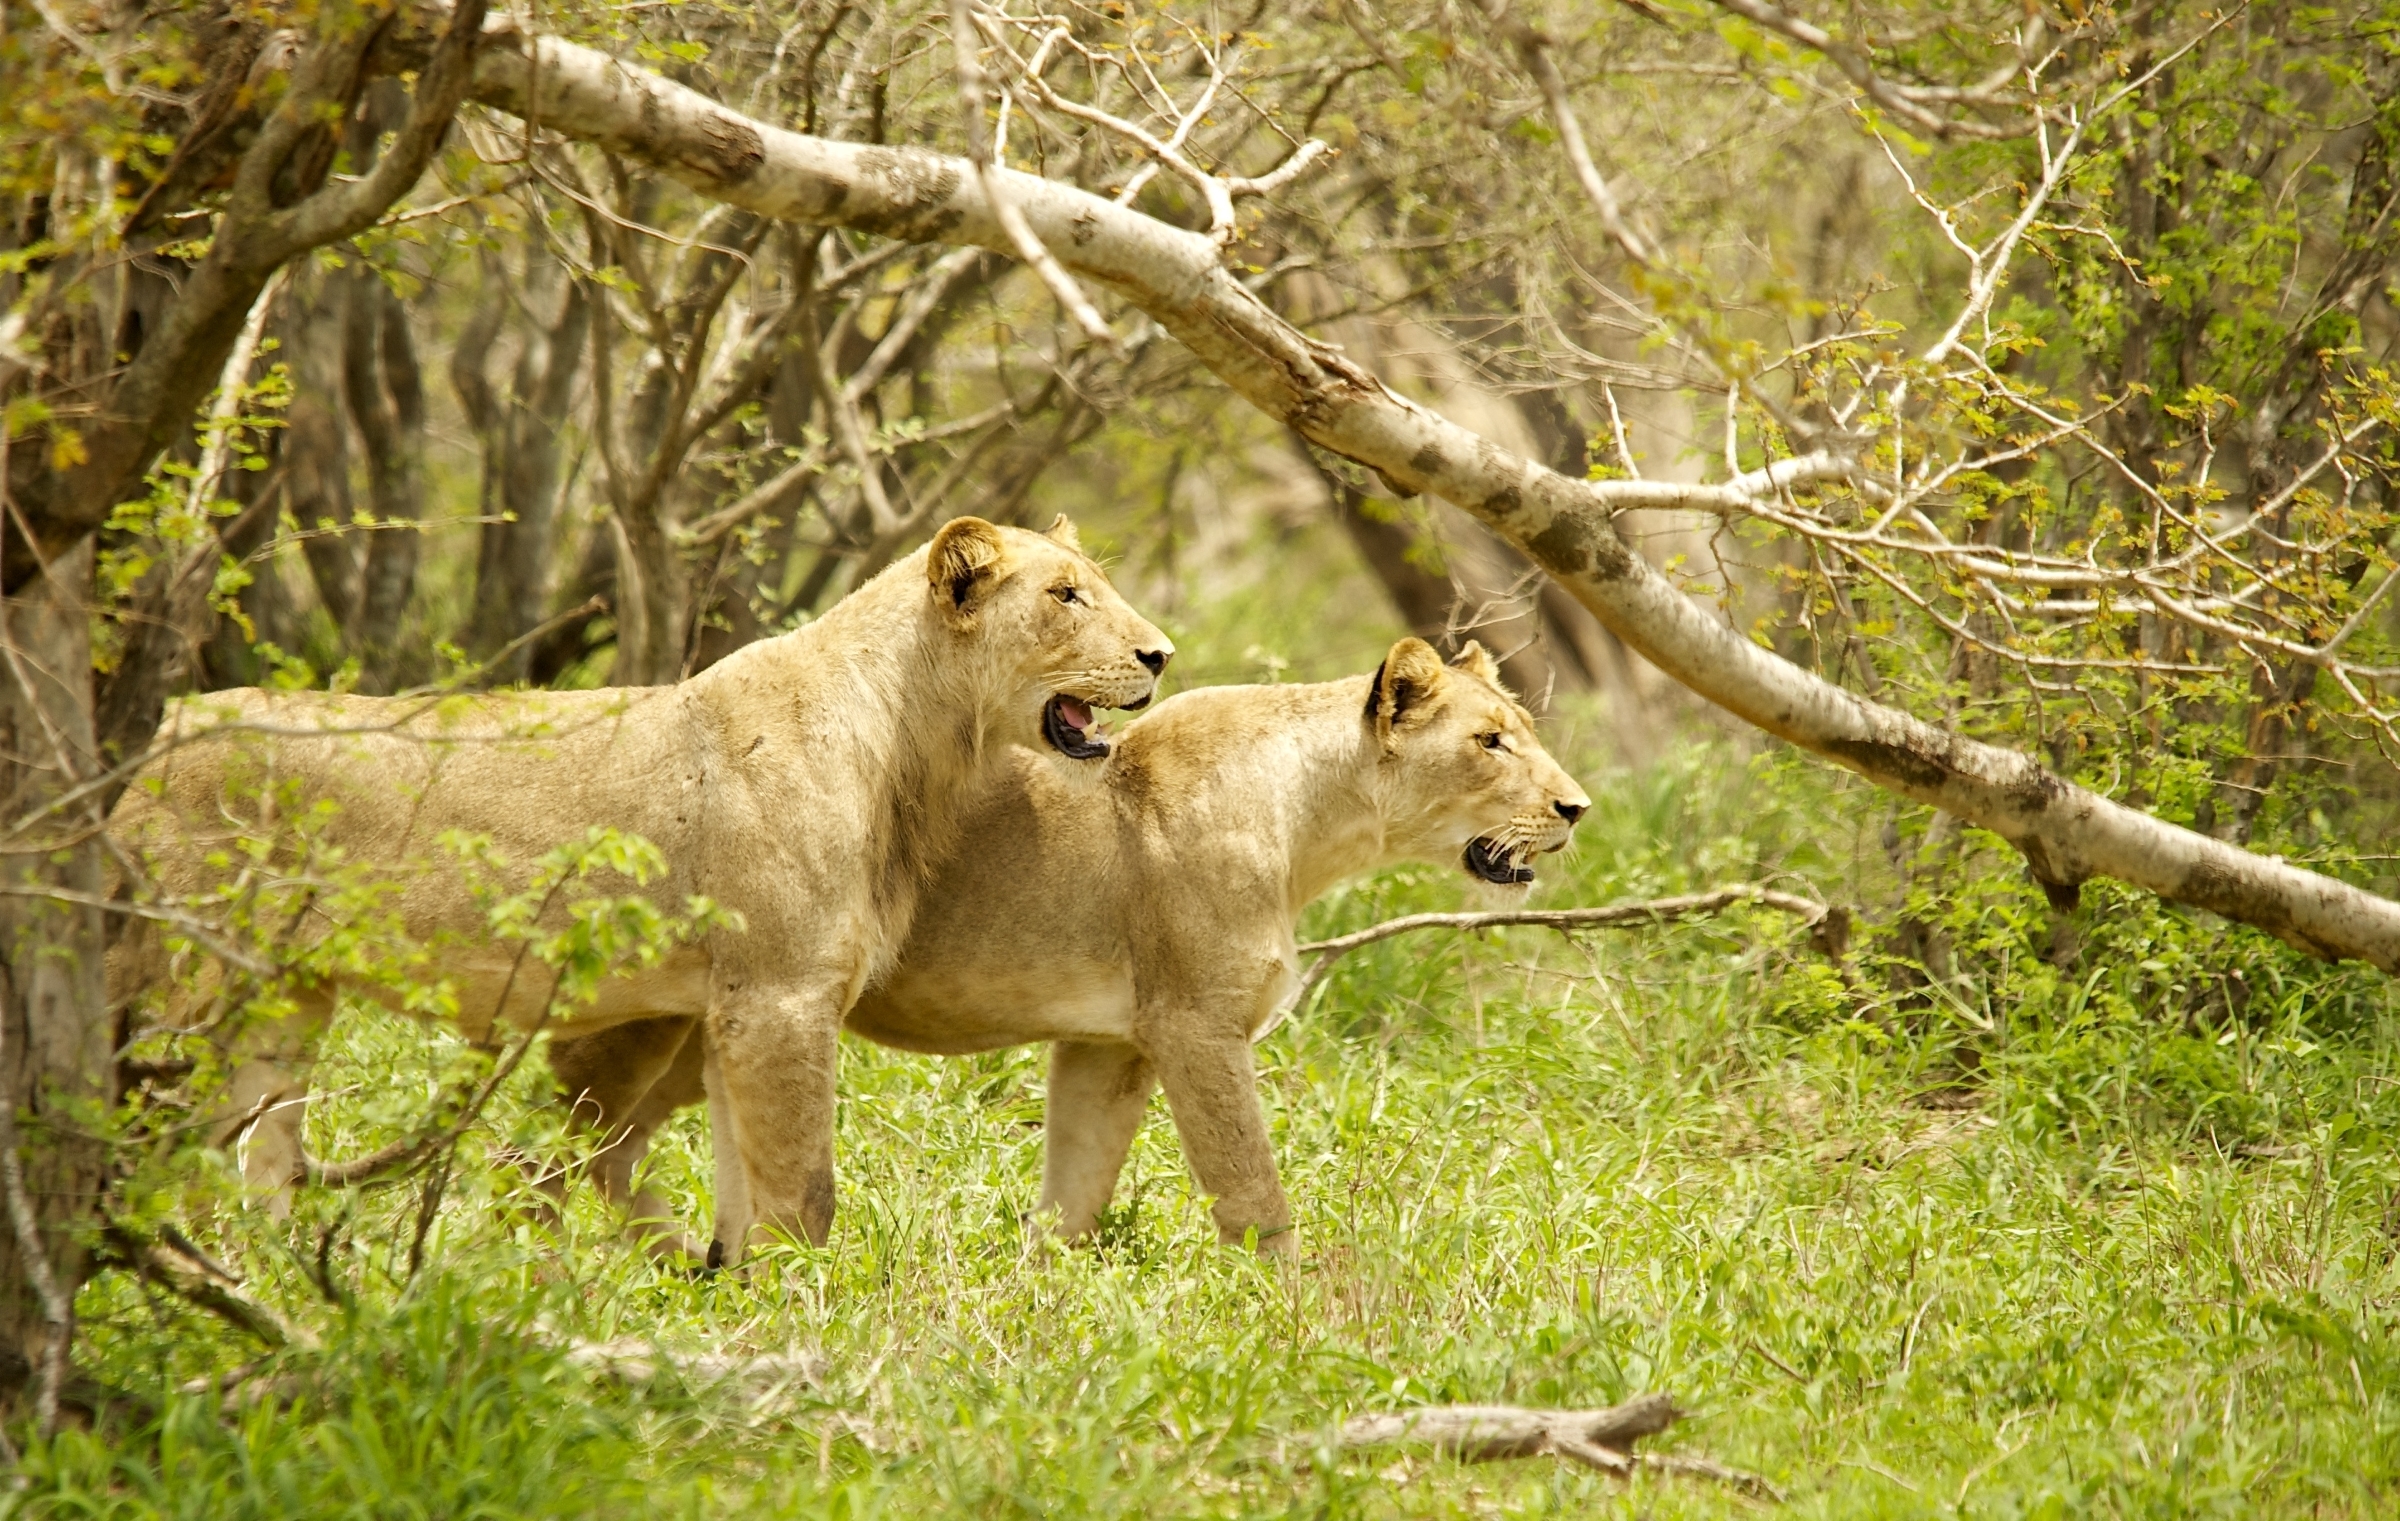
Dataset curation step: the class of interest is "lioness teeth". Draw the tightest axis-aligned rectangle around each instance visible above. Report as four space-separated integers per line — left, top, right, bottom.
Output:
1043 693 1112 759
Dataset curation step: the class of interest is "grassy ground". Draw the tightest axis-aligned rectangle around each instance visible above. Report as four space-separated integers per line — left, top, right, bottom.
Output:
23 725 2400 1519
23 512 2400 1516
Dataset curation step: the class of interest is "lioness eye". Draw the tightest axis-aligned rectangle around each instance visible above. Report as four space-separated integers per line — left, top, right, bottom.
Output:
1052 586 1081 605
1478 732 1504 751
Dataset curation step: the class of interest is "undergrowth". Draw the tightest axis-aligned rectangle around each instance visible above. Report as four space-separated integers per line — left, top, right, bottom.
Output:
14 720 2399 1519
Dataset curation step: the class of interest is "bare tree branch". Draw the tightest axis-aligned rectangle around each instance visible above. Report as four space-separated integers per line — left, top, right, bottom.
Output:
1702 0 2029 140
103 1223 321 1353
432 10 2400 969
1337 1393 1782 1500
951 0 1114 343
1259 885 1837 1040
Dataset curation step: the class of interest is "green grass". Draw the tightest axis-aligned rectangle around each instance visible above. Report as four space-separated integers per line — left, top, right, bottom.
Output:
23 731 2400 1518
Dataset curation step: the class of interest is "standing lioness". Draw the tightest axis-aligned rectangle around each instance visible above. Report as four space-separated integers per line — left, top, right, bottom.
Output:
551 637 1588 1257
111 517 1171 1259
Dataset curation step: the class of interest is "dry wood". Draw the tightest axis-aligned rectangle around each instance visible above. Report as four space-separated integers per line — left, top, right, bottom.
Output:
104 1224 321 1353
1258 886 1838 1040
564 1335 824 1389
413 8 2400 973
1338 1393 1781 1499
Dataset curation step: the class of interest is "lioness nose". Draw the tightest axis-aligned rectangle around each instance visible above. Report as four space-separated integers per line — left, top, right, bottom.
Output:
1554 800 1585 824
1137 648 1170 675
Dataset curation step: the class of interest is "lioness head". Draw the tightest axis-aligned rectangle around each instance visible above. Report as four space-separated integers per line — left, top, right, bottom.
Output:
928 514 1172 760
1367 636 1592 886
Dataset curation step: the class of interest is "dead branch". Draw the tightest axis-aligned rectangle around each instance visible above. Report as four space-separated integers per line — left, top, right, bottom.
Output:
565 1335 824 1389
104 1223 321 1352
1260 885 1838 1038
1701 0 2029 141
952 0 1114 342
1337 1393 1782 1500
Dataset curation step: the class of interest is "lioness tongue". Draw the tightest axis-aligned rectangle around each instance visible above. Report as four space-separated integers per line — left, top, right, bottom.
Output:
1058 697 1094 733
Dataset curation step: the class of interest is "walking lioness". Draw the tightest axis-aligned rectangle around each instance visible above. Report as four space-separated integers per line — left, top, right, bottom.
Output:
549 636 1589 1258
111 517 1171 1259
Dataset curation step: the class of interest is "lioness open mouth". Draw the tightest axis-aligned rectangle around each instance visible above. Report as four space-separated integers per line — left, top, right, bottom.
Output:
1464 836 1536 885
1043 694 1111 760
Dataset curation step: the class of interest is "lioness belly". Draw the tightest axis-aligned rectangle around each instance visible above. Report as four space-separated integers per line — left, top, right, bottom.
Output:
846 960 1134 1055
361 945 716 1043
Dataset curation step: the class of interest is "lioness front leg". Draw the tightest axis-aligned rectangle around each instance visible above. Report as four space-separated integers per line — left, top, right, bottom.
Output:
704 977 849 1262
1148 1026 1293 1255
1038 1041 1155 1240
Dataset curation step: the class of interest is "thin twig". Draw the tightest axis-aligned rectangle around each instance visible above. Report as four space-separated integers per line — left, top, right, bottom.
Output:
1259 886 1832 1041
952 1 1115 343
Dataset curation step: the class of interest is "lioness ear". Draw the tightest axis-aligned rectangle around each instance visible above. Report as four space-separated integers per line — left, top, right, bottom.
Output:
1450 639 1508 693
1365 637 1448 751
1042 513 1083 552
928 516 1009 615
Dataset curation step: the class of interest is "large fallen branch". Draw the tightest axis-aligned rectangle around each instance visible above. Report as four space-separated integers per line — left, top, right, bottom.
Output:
364 9 2400 970
1338 1393 1781 1500
1257 886 1840 1040
103 1223 321 1353
564 1336 824 1390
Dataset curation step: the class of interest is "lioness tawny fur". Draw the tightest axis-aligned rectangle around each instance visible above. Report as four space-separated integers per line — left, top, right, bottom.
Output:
111 517 1170 1261
549 636 1589 1257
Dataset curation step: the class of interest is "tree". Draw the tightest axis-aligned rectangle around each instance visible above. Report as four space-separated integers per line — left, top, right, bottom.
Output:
0 0 489 1423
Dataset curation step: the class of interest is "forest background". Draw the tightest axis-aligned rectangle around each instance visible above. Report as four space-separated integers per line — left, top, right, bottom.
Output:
3 0 2400 1513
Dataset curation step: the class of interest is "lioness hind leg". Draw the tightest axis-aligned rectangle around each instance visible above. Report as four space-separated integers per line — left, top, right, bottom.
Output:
548 1015 706 1260
615 1021 707 1260
212 985 335 1218
1038 1041 1155 1241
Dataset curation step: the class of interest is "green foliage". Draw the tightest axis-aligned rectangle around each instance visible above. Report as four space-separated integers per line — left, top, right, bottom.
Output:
30 738 2400 1517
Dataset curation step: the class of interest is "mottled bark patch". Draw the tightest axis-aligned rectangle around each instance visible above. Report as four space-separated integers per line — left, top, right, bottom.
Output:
851 147 964 239
1525 511 1632 581
2182 859 2295 939
1408 442 1445 478
687 111 766 184
1821 735 1954 793
2005 765 2072 813
2181 859 2374 963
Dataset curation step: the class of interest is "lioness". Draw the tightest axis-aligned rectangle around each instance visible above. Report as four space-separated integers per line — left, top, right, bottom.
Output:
111 517 1171 1258
548 636 1589 1258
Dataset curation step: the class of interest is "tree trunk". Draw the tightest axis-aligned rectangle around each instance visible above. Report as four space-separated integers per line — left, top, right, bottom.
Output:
0 0 488 1409
451 20 2400 969
608 505 685 687
343 268 428 688
283 289 364 632
0 542 113 1421
460 271 588 682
